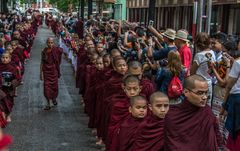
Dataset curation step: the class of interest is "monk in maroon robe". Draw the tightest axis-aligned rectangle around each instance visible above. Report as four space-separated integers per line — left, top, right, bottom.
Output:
95 66 113 139
128 61 155 100
116 96 148 151
107 75 142 151
133 92 170 151
84 63 97 128
0 52 20 122
101 57 128 142
165 75 223 151
75 19 84 39
40 38 62 110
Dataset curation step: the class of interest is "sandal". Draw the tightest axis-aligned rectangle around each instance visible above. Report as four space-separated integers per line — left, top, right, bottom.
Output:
44 105 51 110
53 100 58 106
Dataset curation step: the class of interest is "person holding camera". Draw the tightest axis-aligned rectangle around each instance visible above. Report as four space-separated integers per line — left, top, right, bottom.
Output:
147 28 177 61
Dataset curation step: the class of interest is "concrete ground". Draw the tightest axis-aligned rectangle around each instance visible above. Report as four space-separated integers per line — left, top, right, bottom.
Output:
5 25 100 151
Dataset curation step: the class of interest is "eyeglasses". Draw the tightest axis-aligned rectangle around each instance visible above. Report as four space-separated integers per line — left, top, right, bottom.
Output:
187 88 209 97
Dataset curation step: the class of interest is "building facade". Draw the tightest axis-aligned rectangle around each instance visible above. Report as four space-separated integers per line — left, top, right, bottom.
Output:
127 0 240 35
114 0 127 20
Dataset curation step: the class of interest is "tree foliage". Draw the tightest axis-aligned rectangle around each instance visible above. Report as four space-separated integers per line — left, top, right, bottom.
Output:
48 0 81 12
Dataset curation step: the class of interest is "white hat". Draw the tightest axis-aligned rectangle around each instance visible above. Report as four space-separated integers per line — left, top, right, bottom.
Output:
175 29 189 42
162 28 176 40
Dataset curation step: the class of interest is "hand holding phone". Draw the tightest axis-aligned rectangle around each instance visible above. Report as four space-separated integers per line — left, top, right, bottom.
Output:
148 20 154 27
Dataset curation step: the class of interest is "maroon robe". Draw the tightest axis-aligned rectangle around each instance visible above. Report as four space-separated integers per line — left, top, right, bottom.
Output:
76 45 88 94
83 65 97 128
41 47 62 100
75 20 84 39
165 99 223 151
95 67 113 138
140 78 155 100
107 94 131 151
116 116 145 151
0 80 7 128
133 114 164 151
0 62 19 114
101 71 124 141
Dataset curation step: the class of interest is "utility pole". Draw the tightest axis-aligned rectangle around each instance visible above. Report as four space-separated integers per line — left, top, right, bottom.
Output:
197 0 212 34
192 0 198 39
81 0 84 19
88 0 92 18
148 0 156 23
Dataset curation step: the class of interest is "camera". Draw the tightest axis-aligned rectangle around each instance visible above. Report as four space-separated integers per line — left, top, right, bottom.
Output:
1 72 14 87
0 32 4 39
159 59 168 67
148 20 154 27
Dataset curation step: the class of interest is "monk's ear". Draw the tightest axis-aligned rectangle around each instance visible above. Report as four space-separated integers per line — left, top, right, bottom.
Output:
148 104 153 111
128 106 132 113
139 86 142 91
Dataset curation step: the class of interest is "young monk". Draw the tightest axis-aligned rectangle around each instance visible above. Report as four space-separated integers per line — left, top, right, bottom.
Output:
0 52 20 122
103 54 111 68
94 57 105 144
128 61 155 100
164 74 224 150
101 56 128 144
95 54 114 144
40 38 63 110
84 53 98 127
133 92 169 151
117 95 148 151
107 75 142 150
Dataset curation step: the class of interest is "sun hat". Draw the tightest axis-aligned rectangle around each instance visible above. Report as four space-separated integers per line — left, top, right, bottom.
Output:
175 29 189 42
161 28 176 40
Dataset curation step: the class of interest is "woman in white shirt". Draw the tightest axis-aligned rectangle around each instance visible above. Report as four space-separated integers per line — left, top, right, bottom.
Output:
191 32 216 106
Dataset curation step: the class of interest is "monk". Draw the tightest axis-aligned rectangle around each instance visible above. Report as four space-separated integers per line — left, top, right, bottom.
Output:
133 92 169 151
107 75 142 151
84 53 98 127
95 54 114 145
128 61 155 100
117 95 148 151
40 38 63 110
0 85 7 128
164 74 223 151
101 56 128 144
0 52 20 122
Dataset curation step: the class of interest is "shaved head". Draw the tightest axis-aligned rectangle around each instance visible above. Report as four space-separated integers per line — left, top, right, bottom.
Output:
123 74 140 86
150 92 169 104
130 95 147 106
183 74 207 90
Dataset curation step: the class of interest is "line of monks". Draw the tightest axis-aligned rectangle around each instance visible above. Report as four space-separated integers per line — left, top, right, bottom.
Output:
0 13 42 128
46 17 228 151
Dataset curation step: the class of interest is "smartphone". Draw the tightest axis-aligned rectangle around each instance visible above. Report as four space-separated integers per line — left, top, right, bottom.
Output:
0 32 4 39
149 20 154 26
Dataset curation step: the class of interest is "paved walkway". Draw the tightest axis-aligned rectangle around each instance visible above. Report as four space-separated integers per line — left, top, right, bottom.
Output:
5 25 99 151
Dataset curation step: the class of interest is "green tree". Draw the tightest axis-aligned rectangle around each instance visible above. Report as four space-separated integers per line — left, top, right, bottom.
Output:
49 0 80 12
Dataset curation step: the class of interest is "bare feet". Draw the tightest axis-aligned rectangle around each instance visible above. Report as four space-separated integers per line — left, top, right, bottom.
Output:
96 138 103 145
6 116 12 122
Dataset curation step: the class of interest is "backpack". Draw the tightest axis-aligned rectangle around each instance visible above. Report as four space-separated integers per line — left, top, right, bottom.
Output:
167 75 183 99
